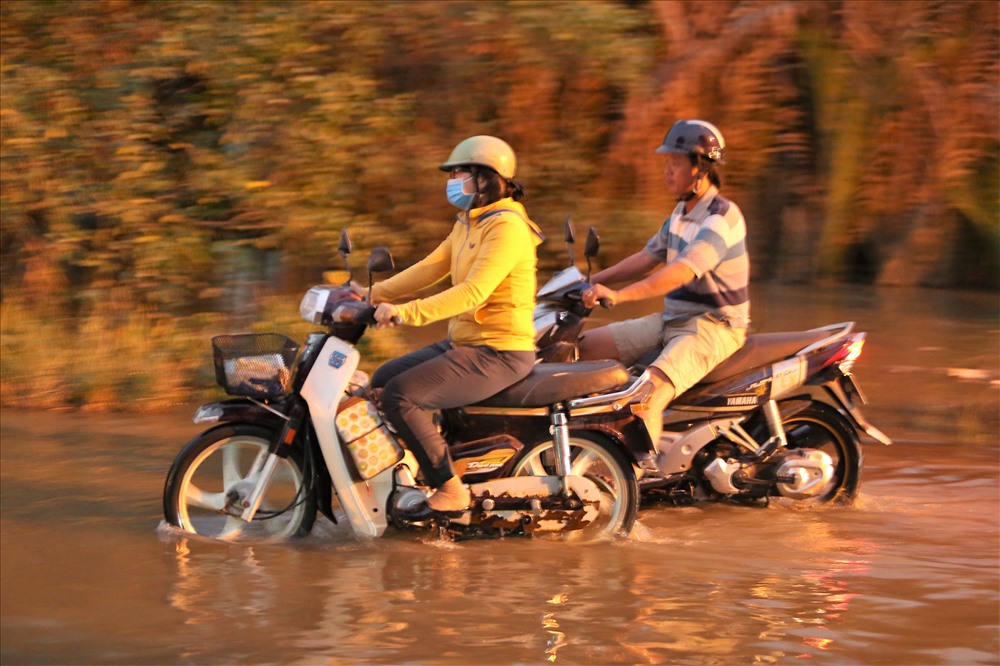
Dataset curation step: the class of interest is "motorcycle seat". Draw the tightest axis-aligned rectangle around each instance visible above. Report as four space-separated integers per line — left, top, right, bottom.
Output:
474 360 631 408
633 329 831 385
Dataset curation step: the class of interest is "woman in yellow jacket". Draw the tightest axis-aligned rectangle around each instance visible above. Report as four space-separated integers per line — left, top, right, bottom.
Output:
370 136 544 518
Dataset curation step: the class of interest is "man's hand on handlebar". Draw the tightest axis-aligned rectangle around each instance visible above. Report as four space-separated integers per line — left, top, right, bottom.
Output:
582 283 616 309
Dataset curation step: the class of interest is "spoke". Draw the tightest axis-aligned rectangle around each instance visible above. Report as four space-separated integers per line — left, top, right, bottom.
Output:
218 515 247 540
185 483 227 511
522 453 550 477
271 464 297 483
222 445 246 487
569 449 599 477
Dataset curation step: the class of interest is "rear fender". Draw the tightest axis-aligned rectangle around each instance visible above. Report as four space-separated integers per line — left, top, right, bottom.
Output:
823 375 893 445
570 418 655 469
775 398 815 420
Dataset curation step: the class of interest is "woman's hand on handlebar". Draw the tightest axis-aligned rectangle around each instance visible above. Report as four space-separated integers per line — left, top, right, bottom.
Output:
373 302 402 327
582 283 616 309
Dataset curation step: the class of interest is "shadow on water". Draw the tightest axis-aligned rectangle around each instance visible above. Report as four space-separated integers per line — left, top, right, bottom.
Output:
2 284 998 664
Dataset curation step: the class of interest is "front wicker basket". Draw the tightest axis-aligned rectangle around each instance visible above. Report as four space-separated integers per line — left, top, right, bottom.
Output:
212 333 301 399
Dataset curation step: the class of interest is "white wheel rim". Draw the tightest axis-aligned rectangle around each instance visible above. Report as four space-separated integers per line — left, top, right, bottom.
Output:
512 437 629 538
176 435 306 540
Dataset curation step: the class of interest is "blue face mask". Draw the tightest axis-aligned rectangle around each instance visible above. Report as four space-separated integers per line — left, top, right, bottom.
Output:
446 177 475 210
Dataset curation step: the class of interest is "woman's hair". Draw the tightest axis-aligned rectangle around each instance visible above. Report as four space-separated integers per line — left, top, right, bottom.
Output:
691 154 722 188
471 166 525 206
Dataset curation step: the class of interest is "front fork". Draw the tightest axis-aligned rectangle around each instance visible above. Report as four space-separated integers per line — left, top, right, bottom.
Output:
550 408 574 496
240 400 307 521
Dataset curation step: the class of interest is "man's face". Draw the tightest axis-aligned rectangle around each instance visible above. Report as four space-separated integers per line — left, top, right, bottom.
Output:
662 153 697 199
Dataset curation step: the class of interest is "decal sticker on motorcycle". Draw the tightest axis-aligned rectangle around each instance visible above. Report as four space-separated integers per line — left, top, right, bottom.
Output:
329 351 348 368
453 450 516 476
725 380 769 407
770 357 807 399
464 457 508 472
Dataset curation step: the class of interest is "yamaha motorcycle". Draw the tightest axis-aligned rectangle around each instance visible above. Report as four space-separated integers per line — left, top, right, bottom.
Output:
533 219 893 506
162 231 647 542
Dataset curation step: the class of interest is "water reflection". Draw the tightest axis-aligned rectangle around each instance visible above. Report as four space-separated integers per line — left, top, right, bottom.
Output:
160 513 886 664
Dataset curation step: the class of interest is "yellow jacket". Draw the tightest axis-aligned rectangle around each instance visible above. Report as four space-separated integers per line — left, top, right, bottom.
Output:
370 199 544 351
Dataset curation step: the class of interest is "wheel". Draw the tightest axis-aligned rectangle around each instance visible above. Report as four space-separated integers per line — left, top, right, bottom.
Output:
776 401 863 505
163 424 317 540
511 431 639 540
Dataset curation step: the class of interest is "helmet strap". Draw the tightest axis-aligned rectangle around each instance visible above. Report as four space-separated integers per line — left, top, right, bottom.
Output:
467 166 482 209
677 170 706 202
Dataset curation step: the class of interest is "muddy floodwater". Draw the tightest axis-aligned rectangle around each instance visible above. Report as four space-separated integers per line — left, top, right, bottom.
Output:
2 284 998 665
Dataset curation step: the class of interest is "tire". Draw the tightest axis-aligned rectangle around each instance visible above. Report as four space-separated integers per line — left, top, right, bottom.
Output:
163 424 317 540
511 431 639 541
777 401 863 505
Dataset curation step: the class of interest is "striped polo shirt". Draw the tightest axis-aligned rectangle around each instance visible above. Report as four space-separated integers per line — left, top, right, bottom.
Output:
642 185 750 328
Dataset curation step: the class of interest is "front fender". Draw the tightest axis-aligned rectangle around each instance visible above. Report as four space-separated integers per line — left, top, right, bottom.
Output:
193 398 290 429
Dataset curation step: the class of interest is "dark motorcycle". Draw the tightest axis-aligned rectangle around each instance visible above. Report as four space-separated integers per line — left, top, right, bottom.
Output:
532 219 892 506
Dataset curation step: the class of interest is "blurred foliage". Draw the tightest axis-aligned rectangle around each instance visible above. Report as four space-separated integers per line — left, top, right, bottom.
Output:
0 0 997 410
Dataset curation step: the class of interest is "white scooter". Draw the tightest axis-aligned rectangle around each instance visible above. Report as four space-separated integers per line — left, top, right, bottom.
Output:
162 232 644 542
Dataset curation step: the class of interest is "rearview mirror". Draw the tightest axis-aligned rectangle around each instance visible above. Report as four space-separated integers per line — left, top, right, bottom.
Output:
338 228 354 256
366 247 394 303
563 216 576 245
564 215 576 267
584 227 600 280
584 227 600 258
367 246 394 274
334 228 356 284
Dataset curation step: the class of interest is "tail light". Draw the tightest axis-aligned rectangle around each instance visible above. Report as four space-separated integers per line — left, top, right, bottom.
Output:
824 333 865 372
845 336 865 363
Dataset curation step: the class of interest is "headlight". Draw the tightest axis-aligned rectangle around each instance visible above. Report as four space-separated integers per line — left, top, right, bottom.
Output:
299 286 332 324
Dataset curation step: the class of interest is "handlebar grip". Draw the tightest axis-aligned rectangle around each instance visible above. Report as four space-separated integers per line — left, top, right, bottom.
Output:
598 298 613 309
358 306 402 326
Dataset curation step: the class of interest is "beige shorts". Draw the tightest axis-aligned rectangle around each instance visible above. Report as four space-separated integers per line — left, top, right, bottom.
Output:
606 312 746 396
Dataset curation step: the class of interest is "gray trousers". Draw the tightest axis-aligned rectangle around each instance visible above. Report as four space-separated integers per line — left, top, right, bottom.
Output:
371 341 535 487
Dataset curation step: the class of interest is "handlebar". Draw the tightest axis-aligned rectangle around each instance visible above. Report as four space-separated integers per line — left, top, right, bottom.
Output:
544 283 613 311
580 285 613 310
357 305 402 327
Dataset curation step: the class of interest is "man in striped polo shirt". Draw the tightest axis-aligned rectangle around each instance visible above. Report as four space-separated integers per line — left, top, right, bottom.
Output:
581 120 749 446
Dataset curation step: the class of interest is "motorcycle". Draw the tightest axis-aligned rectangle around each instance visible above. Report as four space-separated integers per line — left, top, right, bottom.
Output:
162 230 647 542
533 219 893 506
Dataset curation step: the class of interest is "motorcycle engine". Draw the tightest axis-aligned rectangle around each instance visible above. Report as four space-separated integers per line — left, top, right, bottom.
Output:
391 487 428 514
702 449 835 500
774 450 835 499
